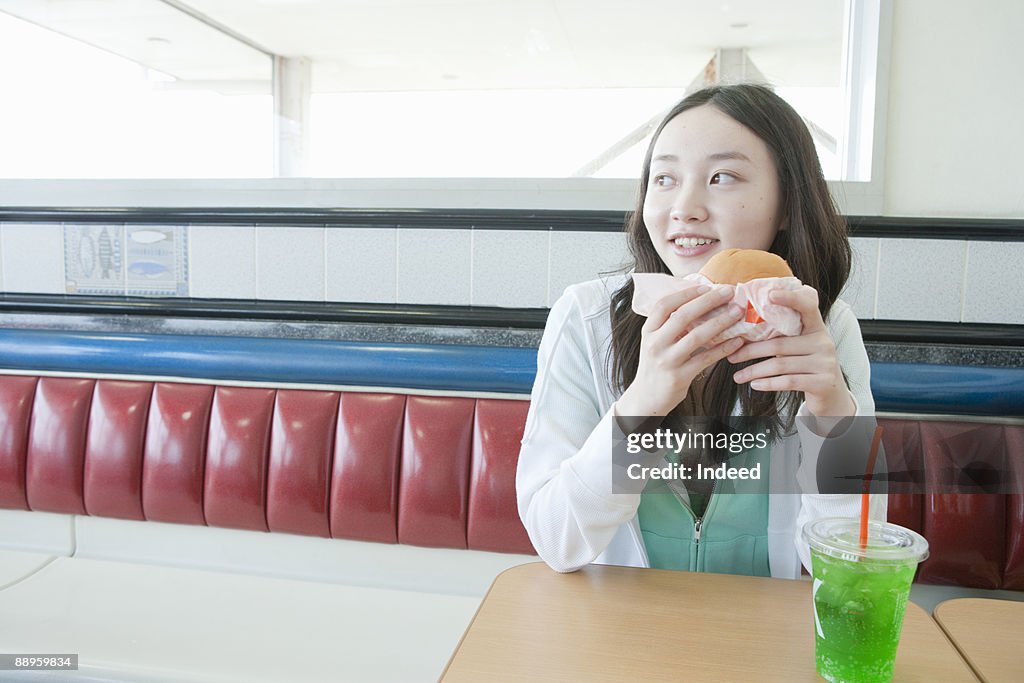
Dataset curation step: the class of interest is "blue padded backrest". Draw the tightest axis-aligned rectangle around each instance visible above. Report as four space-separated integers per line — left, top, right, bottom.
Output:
0 329 537 394
0 329 1021 415
871 362 1024 416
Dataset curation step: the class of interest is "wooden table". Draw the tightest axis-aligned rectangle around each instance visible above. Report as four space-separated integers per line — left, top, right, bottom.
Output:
934 598 1024 683
442 562 976 682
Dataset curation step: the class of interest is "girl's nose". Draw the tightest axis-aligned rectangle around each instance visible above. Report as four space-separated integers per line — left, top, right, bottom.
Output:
668 186 709 223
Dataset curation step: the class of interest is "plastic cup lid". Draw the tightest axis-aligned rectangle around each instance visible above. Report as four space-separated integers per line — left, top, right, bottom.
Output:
802 517 929 564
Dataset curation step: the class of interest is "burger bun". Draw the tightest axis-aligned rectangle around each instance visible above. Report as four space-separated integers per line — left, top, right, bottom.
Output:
699 248 793 285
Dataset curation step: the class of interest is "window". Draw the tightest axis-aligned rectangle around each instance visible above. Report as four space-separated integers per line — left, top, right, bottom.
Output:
0 5 272 179
0 0 887 207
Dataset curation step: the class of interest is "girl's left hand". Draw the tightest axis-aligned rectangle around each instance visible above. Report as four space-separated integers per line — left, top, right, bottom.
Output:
727 285 855 419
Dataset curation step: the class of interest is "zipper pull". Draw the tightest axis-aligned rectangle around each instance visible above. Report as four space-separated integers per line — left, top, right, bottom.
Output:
694 517 702 544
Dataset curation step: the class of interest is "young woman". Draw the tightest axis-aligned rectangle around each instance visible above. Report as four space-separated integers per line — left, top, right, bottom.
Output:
516 84 885 578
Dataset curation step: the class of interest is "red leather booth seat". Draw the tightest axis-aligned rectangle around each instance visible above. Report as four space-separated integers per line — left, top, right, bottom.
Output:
882 418 1024 590
0 375 534 555
2 374 1022 589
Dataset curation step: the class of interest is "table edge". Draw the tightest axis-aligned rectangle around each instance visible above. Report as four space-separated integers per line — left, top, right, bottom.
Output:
438 561 548 680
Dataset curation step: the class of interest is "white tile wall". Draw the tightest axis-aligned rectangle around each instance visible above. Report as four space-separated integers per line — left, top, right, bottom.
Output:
190 226 257 299
876 239 966 322
3 220 1024 326
472 230 548 308
842 238 880 319
256 227 325 301
548 231 630 305
396 229 472 305
962 241 1024 324
0 223 65 294
325 227 397 304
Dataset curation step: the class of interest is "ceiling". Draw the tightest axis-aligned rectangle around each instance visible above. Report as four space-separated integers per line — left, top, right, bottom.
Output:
0 0 845 93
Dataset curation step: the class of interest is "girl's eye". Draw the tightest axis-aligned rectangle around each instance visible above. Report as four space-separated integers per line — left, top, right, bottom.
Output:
652 174 673 187
710 172 738 185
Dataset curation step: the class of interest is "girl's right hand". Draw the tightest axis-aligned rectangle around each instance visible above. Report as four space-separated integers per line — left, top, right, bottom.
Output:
617 284 746 417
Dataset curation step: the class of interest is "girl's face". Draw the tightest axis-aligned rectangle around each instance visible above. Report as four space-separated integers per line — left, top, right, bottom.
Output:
642 104 784 277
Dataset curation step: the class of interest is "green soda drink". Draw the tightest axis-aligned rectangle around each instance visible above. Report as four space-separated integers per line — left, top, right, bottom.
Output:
802 518 929 683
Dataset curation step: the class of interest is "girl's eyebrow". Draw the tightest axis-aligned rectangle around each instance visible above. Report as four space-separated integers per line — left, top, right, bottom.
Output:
707 151 751 162
651 151 751 163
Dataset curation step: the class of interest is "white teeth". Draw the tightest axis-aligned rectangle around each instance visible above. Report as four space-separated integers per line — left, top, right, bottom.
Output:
674 237 715 248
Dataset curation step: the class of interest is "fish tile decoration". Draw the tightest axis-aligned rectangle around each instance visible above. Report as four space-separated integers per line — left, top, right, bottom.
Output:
64 224 125 295
124 225 188 296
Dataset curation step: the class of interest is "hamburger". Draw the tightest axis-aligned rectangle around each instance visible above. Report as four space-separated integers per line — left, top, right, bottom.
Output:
630 248 802 341
699 249 794 325
699 248 793 285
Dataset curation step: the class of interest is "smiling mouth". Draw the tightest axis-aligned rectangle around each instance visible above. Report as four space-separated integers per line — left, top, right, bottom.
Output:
672 236 718 248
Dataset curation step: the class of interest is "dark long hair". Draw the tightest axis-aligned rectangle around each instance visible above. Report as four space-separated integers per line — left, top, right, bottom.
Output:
609 84 851 436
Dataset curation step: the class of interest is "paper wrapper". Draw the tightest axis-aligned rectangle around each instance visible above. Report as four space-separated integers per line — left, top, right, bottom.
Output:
632 272 803 344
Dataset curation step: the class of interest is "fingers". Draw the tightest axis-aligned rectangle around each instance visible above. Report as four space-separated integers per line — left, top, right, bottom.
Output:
768 285 825 333
745 374 813 393
733 355 823 385
729 324 844 403
735 354 822 392
666 302 744 360
686 336 745 375
728 287 834 364
768 284 817 310
655 285 736 341
728 333 818 363
642 284 710 333
745 372 844 398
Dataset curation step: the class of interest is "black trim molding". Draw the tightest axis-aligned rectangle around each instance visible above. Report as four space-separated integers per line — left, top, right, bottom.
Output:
0 293 551 329
858 320 1023 347
0 207 626 231
845 215 1024 241
2 207 1024 240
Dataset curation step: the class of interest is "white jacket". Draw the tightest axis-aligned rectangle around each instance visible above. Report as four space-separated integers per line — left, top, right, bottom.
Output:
516 275 887 578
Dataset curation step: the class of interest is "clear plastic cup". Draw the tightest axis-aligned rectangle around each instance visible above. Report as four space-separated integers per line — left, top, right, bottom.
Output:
802 518 929 683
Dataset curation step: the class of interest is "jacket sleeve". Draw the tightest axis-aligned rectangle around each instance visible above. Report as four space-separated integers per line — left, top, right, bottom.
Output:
793 301 888 571
515 287 657 573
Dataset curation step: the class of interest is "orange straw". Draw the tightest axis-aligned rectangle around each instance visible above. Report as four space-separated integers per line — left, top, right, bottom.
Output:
860 425 884 549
